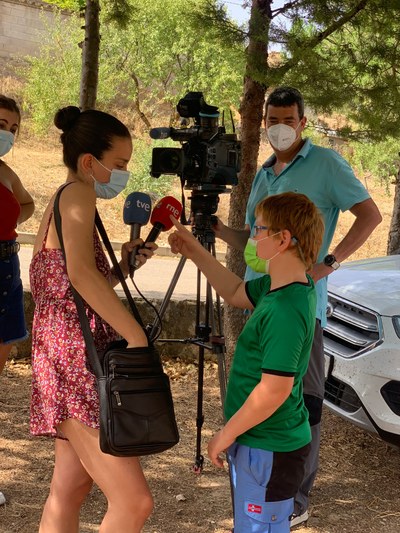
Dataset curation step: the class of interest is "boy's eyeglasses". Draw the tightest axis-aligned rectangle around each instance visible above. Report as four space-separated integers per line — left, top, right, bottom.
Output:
252 225 269 237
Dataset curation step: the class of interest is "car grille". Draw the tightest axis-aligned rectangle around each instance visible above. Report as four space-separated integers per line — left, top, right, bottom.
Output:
325 374 362 413
381 381 400 416
323 295 381 359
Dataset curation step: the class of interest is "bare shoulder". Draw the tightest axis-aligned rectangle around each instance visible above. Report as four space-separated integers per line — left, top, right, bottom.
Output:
0 160 16 187
0 162 34 205
58 181 96 211
46 181 97 251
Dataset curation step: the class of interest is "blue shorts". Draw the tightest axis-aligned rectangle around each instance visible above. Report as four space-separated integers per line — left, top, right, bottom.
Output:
0 249 28 344
228 442 310 533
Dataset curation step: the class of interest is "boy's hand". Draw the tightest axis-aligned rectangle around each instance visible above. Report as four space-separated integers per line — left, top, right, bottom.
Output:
168 216 202 258
207 427 235 468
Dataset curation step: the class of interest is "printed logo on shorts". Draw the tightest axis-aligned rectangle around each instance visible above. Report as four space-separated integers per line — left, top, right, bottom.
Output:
247 503 262 514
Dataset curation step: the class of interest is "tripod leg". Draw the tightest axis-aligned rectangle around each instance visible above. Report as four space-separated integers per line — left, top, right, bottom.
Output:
193 263 210 474
192 242 229 474
193 341 205 474
148 254 187 341
208 243 235 520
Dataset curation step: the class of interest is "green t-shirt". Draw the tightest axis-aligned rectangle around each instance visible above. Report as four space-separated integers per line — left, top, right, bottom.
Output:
224 274 316 452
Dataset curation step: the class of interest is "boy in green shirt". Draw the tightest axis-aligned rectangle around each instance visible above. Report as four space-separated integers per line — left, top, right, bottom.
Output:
169 192 324 532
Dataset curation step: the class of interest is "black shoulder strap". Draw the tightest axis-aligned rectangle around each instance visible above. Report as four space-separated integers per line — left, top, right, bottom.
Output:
53 185 146 378
94 211 145 329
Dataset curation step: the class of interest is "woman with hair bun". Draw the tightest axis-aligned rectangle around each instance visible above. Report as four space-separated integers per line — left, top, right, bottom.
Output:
0 95 34 506
30 106 156 532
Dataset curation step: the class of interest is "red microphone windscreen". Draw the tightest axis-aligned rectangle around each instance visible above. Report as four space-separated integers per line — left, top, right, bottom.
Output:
150 196 182 230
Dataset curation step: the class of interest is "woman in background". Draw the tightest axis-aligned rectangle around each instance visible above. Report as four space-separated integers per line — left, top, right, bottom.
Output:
0 95 35 506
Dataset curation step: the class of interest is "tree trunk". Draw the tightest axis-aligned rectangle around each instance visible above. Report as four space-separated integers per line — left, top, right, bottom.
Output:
80 0 100 110
224 0 272 364
387 164 400 254
128 71 152 129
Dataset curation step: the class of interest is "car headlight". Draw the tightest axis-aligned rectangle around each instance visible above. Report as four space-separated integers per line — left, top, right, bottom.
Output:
392 316 400 339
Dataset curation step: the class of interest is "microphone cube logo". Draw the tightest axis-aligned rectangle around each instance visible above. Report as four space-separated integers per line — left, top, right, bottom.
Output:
136 198 151 211
124 198 150 212
165 203 180 219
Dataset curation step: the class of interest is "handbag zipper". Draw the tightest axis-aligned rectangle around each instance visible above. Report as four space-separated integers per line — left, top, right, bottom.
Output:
110 365 164 379
114 391 122 406
112 387 165 407
113 364 159 369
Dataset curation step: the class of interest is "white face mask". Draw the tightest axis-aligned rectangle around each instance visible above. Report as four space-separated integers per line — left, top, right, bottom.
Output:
91 157 130 200
0 130 14 157
267 123 300 152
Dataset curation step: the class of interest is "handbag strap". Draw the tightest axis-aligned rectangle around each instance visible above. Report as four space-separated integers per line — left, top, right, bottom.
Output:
93 211 145 329
53 184 147 378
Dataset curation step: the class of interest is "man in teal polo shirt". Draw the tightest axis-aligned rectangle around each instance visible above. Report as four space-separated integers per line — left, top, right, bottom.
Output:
215 86 382 527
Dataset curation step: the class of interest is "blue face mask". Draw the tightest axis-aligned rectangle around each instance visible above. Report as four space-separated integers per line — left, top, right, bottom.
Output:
0 130 14 157
91 157 130 200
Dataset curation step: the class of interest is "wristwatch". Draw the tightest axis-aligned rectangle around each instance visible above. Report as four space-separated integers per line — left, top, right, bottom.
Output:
324 254 340 270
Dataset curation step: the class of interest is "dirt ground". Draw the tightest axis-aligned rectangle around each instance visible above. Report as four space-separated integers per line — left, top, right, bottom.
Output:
1 359 400 533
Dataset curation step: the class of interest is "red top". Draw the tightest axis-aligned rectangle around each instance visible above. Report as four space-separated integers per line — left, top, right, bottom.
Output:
0 181 20 240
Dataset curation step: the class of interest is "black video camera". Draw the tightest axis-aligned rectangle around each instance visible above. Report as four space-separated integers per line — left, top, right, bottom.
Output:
150 92 241 194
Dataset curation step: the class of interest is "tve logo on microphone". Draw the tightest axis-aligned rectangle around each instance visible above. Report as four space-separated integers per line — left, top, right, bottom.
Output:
124 195 151 212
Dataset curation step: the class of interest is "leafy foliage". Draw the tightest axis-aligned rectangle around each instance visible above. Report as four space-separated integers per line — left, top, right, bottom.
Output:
267 1 400 140
20 1 400 187
43 0 84 10
22 12 82 134
126 139 175 198
22 0 245 133
348 137 400 191
101 0 245 126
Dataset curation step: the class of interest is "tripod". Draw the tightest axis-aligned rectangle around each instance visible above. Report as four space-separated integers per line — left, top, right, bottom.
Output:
147 191 228 473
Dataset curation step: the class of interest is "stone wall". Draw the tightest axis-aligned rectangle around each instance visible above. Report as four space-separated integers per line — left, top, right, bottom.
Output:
14 291 224 362
0 0 66 60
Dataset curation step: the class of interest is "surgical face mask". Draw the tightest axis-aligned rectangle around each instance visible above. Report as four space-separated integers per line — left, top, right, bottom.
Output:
0 130 14 157
91 157 130 199
244 233 280 274
267 123 300 152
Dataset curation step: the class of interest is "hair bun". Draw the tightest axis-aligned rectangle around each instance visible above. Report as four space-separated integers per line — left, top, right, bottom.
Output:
54 106 81 132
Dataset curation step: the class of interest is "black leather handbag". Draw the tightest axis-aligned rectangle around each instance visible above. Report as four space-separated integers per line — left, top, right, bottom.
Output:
97 339 179 456
54 186 179 456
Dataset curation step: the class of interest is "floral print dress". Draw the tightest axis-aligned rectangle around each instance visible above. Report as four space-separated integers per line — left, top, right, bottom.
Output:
29 210 117 437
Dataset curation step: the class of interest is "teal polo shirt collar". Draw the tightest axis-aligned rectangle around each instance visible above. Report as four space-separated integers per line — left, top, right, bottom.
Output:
262 138 313 171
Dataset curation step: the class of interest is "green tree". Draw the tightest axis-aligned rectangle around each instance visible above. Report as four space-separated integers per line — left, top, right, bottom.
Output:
45 0 133 109
80 0 100 110
218 0 400 356
348 138 399 189
24 0 244 129
22 12 82 134
44 0 84 9
100 0 245 128
280 1 400 140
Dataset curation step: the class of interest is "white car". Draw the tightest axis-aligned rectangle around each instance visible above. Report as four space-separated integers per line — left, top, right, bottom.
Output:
323 255 400 447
